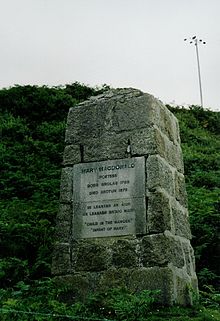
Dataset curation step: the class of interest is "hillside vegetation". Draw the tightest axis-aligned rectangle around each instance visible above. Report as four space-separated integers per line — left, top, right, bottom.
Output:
0 84 219 320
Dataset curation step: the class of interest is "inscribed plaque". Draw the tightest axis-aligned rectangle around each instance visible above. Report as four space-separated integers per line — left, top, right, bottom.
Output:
73 157 146 238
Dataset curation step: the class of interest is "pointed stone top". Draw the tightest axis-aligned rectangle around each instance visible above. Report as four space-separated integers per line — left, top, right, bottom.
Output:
77 88 145 106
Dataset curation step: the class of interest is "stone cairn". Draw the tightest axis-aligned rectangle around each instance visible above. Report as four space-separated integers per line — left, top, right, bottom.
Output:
52 88 198 305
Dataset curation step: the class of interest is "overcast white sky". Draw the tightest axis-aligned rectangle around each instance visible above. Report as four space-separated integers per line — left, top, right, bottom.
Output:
1 0 220 110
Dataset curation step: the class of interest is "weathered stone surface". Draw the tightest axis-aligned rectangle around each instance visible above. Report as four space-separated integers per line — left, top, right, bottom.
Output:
83 132 130 161
60 167 73 203
52 243 71 275
65 89 181 146
175 171 188 207
190 246 196 272
182 241 194 276
54 220 71 243
65 105 101 144
141 233 184 268
56 203 72 222
65 90 154 144
130 126 164 156
112 239 139 268
174 270 194 305
159 105 181 145
145 127 184 172
63 145 81 166
98 268 131 291
98 267 177 305
171 199 191 239
74 241 110 272
174 116 181 144
147 190 174 233
165 140 184 173
183 243 197 277
129 267 176 305
78 127 164 162
54 266 195 305
54 204 72 246
146 155 175 195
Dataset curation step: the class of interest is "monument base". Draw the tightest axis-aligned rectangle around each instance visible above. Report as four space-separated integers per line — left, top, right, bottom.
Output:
54 265 198 306
52 232 198 306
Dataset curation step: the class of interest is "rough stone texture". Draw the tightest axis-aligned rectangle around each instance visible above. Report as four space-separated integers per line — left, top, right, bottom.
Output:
171 199 191 239
83 132 130 162
52 243 71 275
99 267 177 304
182 242 197 276
63 145 82 166
175 171 188 207
57 203 72 222
55 204 72 243
146 155 175 196
111 239 139 268
74 241 110 272
65 90 180 147
54 266 194 305
60 167 73 203
128 267 179 305
147 190 174 234
141 233 185 268
52 88 198 305
164 136 184 173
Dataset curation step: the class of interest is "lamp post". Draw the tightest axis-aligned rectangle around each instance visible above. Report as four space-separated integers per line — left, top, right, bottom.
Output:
184 36 206 108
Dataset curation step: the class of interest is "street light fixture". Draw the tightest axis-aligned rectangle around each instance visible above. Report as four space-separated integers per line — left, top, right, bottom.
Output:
184 36 206 108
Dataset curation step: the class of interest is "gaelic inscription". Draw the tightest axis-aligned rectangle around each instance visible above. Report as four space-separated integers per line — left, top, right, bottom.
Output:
73 157 146 238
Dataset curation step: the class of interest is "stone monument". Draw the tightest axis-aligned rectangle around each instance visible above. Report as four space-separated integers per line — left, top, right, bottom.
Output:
52 88 198 305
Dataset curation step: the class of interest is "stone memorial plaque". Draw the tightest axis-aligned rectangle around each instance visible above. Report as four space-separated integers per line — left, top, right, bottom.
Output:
72 157 146 238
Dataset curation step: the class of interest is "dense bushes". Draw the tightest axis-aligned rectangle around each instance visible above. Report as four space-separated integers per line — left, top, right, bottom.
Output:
0 85 219 319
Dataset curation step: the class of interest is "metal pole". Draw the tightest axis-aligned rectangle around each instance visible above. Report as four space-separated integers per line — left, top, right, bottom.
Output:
195 39 203 108
184 36 206 108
